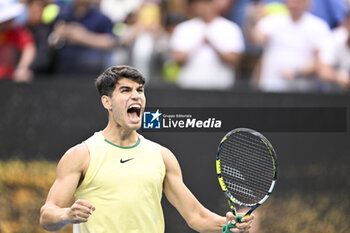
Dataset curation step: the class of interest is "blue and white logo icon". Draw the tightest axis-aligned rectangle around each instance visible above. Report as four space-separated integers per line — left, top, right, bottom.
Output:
143 109 162 129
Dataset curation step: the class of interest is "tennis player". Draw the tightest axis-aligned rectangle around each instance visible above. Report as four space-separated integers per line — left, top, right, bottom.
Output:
39 65 254 233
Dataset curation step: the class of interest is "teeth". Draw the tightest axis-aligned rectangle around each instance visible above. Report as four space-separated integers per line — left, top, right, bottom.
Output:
128 104 140 109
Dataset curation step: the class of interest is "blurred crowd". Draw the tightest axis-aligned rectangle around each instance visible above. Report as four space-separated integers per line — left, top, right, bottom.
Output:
1 0 350 92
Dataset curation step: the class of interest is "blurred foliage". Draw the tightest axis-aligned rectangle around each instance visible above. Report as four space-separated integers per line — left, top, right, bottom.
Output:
0 159 72 233
0 160 349 233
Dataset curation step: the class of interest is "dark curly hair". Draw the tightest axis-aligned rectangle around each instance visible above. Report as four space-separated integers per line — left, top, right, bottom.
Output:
95 65 146 97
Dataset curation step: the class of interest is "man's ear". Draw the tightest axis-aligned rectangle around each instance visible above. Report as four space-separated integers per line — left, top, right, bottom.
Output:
101 95 112 111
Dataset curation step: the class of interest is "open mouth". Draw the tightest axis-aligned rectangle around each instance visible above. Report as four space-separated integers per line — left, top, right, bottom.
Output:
127 104 141 123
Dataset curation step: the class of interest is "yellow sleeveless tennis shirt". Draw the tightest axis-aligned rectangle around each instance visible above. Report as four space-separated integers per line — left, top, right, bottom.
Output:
73 131 166 233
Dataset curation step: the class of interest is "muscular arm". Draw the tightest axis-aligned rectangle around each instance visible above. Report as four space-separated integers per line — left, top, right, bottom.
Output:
161 147 252 233
40 143 95 232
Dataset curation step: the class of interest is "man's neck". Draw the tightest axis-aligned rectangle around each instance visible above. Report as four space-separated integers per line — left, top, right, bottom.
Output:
201 14 217 23
290 11 304 22
102 123 139 148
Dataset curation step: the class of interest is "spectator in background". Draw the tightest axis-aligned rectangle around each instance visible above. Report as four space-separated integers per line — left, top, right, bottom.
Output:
26 0 54 76
99 0 143 23
109 11 138 67
249 0 331 92
225 0 286 29
111 3 184 87
159 12 186 84
226 0 347 29
318 11 350 91
0 2 36 82
170 0 244 90
49 0 116 77
120 3 164 84
309 0 348 29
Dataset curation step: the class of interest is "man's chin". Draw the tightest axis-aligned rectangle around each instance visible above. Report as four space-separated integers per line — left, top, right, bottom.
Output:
128 122 142 131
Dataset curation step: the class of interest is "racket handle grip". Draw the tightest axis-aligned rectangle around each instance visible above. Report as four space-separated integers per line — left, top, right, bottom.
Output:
222 215 242 232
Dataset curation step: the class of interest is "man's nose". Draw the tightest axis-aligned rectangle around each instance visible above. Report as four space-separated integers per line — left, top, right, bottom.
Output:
131 90 141 99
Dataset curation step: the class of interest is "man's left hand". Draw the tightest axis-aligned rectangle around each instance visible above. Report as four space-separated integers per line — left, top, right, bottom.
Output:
225 212 254 233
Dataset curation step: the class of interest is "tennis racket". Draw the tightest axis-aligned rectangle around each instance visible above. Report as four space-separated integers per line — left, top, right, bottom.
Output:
216 128 277 232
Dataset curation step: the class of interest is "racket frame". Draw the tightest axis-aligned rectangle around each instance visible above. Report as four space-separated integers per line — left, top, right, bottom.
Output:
216 128 278 217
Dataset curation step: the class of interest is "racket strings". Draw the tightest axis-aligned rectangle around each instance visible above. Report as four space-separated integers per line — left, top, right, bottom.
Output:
222 136 273 181
220 132 275 204
221 146 272 195
222 161 271 192
226 145 273 189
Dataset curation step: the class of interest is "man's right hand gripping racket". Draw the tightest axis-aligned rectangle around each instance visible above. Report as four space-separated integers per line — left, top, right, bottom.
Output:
216 128 277 232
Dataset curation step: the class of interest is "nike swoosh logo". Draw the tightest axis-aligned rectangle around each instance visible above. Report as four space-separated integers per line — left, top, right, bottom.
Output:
120 158 134 163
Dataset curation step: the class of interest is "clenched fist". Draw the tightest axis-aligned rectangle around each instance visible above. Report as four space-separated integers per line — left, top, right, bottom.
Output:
65 199 95 224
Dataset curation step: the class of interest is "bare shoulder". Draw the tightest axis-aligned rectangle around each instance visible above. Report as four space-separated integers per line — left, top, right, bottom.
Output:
153 143 184 185
142 137 179 171
159 145 174 159
156 143 180 172
149 141 172 159
143 138 173 158
56 143 90 176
